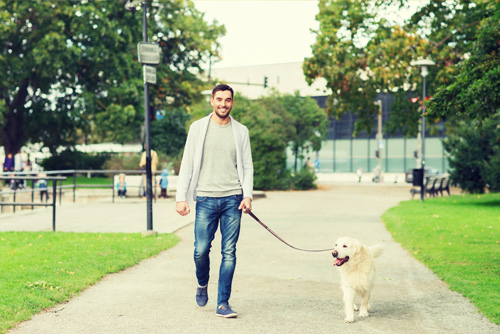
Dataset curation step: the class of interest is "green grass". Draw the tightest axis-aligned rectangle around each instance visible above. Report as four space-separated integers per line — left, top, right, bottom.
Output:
61 176 113 188
382 193 500 325
0 232 180 333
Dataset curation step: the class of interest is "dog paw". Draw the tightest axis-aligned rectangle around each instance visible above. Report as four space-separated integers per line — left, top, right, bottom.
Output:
353 304 359 311
359 310 369 318
344 316 355 323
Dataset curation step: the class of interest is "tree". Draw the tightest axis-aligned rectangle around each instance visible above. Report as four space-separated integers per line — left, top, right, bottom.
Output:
427 2 500 123
303 0 493 136
231 95 295 190
280 92 328 171
443 114 500 193
150 107 190 157
0 0 224 155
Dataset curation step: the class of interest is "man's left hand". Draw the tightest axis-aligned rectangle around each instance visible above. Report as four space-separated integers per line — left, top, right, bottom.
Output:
238 197 252 214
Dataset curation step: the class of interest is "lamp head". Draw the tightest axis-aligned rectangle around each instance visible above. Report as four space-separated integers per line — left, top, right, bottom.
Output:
411 59 436 78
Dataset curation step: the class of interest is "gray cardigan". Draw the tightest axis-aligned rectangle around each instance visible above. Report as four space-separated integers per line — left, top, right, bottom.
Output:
176 114 254 204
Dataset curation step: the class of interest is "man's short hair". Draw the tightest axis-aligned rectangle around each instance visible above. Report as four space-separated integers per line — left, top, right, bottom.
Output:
212 84 234 99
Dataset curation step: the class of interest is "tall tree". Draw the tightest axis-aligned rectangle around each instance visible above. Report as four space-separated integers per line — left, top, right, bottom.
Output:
280 92 328 171
0 0 224 155
303 0 492 136
427 1 500 123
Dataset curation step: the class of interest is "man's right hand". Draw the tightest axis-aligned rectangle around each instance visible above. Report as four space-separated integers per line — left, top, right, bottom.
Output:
176 201 190 216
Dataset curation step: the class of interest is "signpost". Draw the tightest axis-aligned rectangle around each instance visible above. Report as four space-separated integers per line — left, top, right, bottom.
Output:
138 42 161 65
123 1 162 233
143 65 157 85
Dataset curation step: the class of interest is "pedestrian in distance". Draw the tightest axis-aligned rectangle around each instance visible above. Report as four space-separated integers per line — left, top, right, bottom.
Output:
357 167 363 183
116 173 127 198
139 145 158 198
159 168 169 198
3 153 15 187
36 171 49 202
175 84 254 318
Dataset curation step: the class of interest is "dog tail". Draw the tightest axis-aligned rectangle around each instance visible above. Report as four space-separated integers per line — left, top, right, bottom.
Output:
368 244 384 258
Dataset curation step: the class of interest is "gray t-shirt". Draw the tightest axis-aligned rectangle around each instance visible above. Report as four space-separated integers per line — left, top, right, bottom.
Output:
196 119 242 197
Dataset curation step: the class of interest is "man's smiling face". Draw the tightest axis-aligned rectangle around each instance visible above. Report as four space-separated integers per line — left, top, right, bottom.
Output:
211 90 234 121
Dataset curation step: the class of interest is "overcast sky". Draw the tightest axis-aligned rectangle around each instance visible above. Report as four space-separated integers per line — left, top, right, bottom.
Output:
193 0 427 70
193 0 320 69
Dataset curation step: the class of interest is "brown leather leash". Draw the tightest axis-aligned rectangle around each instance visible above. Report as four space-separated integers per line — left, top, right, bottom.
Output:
247 210 335 253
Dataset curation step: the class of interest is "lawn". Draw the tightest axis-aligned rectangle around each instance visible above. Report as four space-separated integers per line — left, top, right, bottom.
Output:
0 232 180 333
382 193 500 325
61 175 113 188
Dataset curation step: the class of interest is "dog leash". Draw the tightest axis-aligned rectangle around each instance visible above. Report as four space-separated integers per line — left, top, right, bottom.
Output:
247 210 335 253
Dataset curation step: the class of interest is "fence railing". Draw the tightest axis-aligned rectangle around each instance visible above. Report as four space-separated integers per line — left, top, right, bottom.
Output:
0 176 66 231
0 169 163 231
1 169 158 203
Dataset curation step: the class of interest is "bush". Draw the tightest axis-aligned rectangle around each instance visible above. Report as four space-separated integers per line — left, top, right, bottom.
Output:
254 167 292 191
102 153 142 171
291 167 317 190
443 115 500 193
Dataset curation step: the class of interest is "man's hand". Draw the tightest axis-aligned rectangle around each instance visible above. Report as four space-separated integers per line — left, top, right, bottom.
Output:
238 197 252 214
176 201 190 216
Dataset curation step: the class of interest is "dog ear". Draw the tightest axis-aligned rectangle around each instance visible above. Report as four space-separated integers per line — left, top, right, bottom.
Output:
352 240 362 254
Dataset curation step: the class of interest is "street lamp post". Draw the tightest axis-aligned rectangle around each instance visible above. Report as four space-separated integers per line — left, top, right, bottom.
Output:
411 59 435 202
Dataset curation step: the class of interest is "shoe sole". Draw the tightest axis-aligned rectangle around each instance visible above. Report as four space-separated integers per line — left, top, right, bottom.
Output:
216 313 237 318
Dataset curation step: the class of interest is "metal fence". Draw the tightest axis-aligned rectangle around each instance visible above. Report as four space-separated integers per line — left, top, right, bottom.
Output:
0 169 158 231
0 175 66 231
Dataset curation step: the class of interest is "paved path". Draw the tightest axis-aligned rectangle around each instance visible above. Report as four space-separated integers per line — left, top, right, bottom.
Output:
3 183 499 334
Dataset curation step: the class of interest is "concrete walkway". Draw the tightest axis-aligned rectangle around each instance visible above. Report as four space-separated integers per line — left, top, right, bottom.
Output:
3 182 499 333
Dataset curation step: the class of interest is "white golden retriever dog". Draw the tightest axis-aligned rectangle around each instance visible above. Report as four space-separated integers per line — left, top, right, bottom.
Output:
332 237 384 323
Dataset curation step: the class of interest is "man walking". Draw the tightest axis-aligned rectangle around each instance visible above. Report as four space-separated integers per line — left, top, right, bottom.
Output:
175 84 253 318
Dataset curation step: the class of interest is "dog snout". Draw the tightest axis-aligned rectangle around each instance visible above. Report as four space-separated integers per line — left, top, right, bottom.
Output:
332 250 338 258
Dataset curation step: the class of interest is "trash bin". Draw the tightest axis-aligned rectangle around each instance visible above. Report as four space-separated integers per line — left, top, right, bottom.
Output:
412 168 424 187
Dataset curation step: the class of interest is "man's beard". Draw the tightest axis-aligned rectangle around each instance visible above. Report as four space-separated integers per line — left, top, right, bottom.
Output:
215 107 231 119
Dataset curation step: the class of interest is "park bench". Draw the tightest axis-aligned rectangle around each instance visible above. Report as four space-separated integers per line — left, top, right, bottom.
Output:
436 177 451 196
410 176 450 199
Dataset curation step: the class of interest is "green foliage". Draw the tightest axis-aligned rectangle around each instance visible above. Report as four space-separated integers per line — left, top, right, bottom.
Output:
40 149 111 171
0 0 224 155
291 167 317 190
103 153 142 171
150 107 190 157
443 115 500 193
281 92 329 171
304 0 496 136
428 1 500 123
94 104 141 144
232 95 294 190
382 193 500 325
0 231 179 333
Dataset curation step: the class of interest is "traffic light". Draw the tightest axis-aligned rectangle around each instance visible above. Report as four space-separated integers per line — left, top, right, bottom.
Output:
414 150 418 159
375 150 380 158
264 76 268 88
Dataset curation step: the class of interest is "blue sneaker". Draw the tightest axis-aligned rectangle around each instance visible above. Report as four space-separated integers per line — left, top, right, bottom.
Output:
196 286 208 307
216 303 237 318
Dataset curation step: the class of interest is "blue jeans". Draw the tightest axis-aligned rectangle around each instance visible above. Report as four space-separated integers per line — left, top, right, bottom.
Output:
194 194 242 305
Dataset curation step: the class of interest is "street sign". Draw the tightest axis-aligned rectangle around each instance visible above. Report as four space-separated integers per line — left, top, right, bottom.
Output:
138 42 161 64
143 65 156 84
